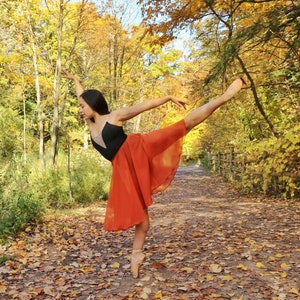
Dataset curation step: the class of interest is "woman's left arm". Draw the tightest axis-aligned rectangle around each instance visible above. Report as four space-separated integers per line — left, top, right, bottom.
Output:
109 96 186 123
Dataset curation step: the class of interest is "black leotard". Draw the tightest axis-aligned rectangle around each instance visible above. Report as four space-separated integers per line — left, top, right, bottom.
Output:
91 122 127 161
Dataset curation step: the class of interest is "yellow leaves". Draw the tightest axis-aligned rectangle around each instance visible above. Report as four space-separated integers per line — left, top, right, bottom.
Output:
289 288 299 295
256 262 265 269
199 271 233 284
210 293 222 298
280 262 290 270
111 261 120 269
0 283 7 293
275 253 287 258
281 271 287 278
80 266 94 273
222 275 232 281
154 290 163 299
236 263 248 271
267 255 276 262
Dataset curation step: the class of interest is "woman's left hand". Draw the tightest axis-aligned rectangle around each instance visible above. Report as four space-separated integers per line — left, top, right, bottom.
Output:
169 96 187 109
61 69 76 80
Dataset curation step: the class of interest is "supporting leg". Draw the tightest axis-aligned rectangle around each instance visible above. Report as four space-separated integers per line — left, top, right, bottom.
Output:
184 78 244 132
131 211 149 278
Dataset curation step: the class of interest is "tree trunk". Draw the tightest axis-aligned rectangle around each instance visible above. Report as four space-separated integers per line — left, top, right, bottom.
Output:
22 73 27 166
50 0 64 166
237 55 278 138
24 0 45 169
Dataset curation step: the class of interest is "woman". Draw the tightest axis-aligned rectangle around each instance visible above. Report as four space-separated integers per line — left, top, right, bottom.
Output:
63 70 245 278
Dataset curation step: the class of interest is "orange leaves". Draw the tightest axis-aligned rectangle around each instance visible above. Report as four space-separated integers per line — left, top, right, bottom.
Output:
0 283 7 293
1 166 299 299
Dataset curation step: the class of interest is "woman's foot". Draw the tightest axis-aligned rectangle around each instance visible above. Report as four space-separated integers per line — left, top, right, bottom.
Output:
221 77 245 102
131 249 145 278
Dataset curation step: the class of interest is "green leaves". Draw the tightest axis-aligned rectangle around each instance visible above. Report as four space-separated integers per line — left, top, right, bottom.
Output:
242 125 300 198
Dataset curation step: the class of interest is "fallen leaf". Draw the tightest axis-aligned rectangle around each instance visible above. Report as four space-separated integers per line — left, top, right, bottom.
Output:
111 262 120 269
236 263 248 271
55 278 66 286
222 275 232 281
256 262 265 268
206 274 214 281
281 271 287 278
181 267 194 274
209 264 222 273
211 293 222 298
288 288 299 295
0 284 7 293
154 291 163 299
280 262 290 270
152 262 166 269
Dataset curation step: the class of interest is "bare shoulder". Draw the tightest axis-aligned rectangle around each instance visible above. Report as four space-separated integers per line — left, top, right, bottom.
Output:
106 111 123 126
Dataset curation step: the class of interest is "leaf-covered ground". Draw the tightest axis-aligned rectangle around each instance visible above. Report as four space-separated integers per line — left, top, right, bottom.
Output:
1 166 299 300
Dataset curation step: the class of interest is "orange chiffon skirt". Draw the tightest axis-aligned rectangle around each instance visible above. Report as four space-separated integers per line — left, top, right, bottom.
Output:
103 119 186 231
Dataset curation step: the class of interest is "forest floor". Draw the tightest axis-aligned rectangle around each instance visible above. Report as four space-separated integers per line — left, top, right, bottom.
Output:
0 166 299 300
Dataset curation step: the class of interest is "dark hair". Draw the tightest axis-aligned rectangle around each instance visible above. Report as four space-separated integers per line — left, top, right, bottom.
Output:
81 89 110 115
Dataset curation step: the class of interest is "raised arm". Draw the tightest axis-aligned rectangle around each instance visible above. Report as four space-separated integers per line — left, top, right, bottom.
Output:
62 70 84 100
110 95 187 124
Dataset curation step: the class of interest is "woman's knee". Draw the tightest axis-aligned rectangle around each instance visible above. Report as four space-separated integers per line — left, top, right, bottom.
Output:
142 218 150 232
183 117 192 132
137 217 150 233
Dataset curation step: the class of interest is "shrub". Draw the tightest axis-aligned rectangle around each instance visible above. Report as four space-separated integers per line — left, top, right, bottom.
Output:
242 125 300 198
0 149 111 239
70 149 111 204
0 191 45 240
30 167 73 209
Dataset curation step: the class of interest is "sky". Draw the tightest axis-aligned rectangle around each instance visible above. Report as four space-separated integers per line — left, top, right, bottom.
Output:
73 0 192 55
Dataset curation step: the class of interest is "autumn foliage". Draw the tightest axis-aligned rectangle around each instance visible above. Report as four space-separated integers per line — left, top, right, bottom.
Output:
0 0 299 239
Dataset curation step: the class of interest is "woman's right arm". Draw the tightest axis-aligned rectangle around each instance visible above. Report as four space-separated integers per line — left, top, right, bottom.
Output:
62 70 84 100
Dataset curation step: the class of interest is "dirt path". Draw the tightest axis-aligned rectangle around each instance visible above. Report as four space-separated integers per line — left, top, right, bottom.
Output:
1 166 299 299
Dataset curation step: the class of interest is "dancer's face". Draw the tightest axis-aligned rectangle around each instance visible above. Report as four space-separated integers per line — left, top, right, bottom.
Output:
79 97 95 120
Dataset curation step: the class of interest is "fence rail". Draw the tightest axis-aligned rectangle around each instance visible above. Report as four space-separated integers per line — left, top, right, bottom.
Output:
209 148 245 181
207 148 300 198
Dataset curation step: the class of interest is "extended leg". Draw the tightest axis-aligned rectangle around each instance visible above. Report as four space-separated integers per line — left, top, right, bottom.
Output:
184 78 244 132
131 211 149 278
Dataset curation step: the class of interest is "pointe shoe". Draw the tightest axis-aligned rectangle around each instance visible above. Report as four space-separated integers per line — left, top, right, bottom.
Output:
131 249 145 278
